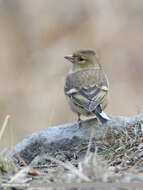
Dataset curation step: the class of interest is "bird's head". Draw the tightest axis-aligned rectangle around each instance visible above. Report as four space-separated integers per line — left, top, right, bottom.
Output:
64 49 100 71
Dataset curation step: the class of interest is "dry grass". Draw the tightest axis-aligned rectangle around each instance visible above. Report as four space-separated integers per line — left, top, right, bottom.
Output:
0 118 143 189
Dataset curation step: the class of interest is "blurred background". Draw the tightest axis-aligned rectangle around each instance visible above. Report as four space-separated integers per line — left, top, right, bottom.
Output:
0 0 143 146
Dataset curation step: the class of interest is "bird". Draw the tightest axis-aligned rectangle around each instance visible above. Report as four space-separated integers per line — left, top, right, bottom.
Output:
64 49 110 126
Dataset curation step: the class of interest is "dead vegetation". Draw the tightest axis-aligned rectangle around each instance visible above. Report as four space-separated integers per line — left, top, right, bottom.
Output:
0 117 143 189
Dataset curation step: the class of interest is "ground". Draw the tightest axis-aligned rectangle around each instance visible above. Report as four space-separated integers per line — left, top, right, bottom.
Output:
0 117 143 190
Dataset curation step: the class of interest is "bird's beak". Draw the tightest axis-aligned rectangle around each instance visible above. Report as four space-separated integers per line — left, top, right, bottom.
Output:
64 55 74 63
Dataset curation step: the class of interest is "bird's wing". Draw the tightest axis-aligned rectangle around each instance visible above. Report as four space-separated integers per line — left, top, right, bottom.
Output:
65 69 108 109
65 69 110 123
66 85 106 109
65 85 110 123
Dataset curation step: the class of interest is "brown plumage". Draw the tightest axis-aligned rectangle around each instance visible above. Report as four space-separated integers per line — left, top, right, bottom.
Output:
64 49 110 125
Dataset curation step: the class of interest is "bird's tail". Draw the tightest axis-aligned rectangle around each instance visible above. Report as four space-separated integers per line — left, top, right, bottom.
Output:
93 105 110 124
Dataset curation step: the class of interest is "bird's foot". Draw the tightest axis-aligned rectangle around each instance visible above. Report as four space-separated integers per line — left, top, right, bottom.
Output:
77 114 82 128
77 120 82 128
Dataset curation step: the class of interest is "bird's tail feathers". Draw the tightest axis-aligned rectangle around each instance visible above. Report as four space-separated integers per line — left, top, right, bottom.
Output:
93 105 110 124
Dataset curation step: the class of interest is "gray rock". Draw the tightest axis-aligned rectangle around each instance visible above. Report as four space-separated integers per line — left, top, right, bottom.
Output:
8 114 143 164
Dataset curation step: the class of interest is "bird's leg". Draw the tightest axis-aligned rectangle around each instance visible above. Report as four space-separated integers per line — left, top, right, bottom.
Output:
77 113 82 127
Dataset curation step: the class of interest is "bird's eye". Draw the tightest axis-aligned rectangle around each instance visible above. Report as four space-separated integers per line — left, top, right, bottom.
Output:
78 57 84 61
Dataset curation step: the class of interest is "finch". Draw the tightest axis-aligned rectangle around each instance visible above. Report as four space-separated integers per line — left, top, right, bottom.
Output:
64 49 110 125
